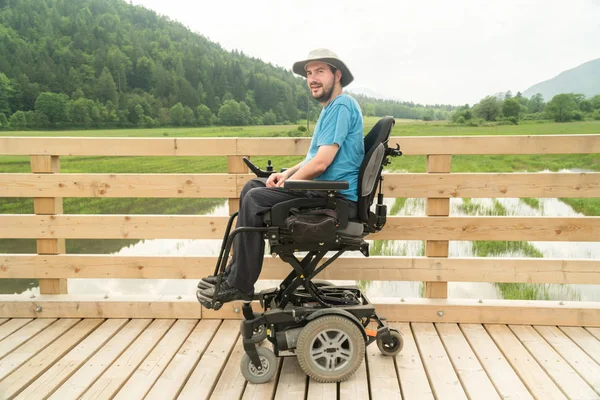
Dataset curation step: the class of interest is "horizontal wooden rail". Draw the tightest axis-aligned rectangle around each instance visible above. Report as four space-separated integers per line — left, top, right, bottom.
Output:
1 135 599 156
1 295 598 326
1 255 598 284
2 172 597 199
0 215 598 241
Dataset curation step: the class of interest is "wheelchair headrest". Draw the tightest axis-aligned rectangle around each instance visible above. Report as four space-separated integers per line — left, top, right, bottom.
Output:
357 117 395 224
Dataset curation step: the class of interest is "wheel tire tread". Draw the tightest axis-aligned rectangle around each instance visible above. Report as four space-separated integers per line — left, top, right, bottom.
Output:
296 315 365 383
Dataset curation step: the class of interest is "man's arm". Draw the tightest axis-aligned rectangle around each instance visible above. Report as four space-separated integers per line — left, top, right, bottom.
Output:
285 144 339 181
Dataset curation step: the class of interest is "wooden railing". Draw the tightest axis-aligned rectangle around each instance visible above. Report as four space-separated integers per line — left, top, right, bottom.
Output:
0 135 599 325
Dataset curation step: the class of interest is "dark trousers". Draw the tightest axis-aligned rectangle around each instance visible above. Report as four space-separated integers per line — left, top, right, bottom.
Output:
225 178 330 293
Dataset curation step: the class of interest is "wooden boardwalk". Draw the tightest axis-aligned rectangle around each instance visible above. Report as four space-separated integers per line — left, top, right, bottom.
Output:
0 318 598 399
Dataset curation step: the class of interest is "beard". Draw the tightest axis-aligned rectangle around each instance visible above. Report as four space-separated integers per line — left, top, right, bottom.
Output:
312 82 335 103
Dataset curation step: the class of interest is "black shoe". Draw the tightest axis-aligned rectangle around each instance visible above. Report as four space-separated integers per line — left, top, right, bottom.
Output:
197 280 254 309
197 271 230 290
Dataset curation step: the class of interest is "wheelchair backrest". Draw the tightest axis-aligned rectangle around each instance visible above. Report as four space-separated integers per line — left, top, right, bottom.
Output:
357 117 395 228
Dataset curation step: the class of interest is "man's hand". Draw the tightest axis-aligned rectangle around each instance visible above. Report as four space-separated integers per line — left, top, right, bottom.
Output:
266 172 286 187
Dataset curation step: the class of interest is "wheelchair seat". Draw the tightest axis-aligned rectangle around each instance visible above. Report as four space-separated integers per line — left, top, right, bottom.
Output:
197 117 403 384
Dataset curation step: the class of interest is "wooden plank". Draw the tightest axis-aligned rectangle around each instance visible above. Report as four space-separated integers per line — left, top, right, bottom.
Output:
0 295 202 318
306 379 336 400
560 326 600 361
460 324 533 399
0 318 56 361
383 172 600 198
534 325 600 394
484 324 566 400
47 319 152 400
227 155 248 214
390 323 433 400
145 319 221 400
0 319 80 381
34 170 600 202
209 336 248 400
80 319 175 400
390 135 600 155
367 336 402 400
2 135 599 156
0 319 8 327
31 154 67 295
0 319 32 341
14 319 127 400
178 320 240 400
1 296 599 326
112 319 197 400
586 328 600 341
273 357 306 400
2 254 599 285
2 214 598 241
424 153 450 300
339 353 369 400
0 173 238 198
412 323 467 400
0 319 103 399
510 325 600 400
358 299 600 327
0 137 238 156
435 323 499 399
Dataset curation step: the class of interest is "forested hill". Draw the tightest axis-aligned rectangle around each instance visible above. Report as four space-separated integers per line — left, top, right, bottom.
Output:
0 0 453 129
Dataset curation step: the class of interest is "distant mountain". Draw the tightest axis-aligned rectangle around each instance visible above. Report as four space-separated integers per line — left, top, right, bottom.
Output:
522 58 600 100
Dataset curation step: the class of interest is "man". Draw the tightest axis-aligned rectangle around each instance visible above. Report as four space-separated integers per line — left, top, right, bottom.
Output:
197 49 364 308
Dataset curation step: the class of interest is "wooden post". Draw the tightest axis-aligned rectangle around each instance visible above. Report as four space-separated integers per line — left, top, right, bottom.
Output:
227 156 249 215
424 154 451 299
31 155 67 294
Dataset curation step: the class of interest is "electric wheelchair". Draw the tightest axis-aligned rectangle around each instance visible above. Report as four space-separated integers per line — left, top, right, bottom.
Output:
197 117 403 383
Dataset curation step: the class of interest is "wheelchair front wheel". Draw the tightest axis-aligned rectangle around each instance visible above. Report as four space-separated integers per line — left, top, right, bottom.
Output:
240 346 277 384
377 328 403 356
296 315 365 383
241 323 268 344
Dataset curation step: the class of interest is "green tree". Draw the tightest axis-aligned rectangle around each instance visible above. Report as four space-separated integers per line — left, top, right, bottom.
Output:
590 95 600 110
170 102 185 126
0 73 13 115
96 68 118 104
218 99 251 125
263 109 277 125
502 98 521 118
196 104 213 126
34 92 69 124
183 106 195 126
579 99 593 113
546 94 578 122
473 96 501 121
0 113 8 129
528 93 545 113
70 97 92 126
9 111 27 130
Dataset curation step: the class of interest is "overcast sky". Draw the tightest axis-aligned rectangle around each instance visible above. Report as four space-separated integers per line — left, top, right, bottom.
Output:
132 0 600 105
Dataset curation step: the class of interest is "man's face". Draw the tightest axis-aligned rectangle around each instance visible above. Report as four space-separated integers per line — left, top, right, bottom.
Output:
305 62 337 103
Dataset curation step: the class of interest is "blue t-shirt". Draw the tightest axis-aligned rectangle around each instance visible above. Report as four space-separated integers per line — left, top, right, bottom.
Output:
303 94 364 202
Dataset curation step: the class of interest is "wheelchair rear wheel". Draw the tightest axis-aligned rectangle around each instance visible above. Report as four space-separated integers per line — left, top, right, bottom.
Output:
296 315 365 382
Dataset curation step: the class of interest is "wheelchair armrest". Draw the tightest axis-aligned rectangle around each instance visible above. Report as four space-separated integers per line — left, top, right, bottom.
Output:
283 180 349 191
